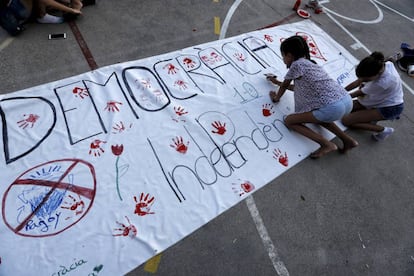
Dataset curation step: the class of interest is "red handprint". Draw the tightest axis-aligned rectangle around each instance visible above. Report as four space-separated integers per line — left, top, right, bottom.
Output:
183 57 196 68
61 194 85 219
17 114 39 129
72 87 89 99
174 106 188 116
112 216 137 238
211 121 226 135
262 103 274 117
112 121 133 134
296 32 327 61
163 63 178 74
233 52 246 62
89 139 106 156
264 34 273 42
140 78 151 89
172 106 188 122
210 51 222 62
170 136 189 154
241 181 255 193
273 148 288 167
134 193 155 216
174 80 188 90
104 101 123 112
232 180 255 197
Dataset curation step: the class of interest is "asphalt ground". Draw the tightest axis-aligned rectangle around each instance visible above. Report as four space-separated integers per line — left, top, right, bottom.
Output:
1 0 414 275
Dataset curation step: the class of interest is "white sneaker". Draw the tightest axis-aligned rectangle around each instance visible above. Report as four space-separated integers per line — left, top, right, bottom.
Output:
37 14 64 24
372 127 394 141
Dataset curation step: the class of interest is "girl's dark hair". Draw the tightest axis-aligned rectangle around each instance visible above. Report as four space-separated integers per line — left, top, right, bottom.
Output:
355 51 385 78
280 35 312 61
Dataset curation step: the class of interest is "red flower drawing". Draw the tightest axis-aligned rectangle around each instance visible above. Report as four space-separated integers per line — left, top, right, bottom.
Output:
111 144 124 156
112 144 127 201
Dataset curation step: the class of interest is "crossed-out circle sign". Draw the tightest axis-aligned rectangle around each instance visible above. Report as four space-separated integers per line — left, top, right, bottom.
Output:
2 159 96 238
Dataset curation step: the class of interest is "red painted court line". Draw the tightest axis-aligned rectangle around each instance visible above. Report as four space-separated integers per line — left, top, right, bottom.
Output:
68 21 98 71
67 12 296 71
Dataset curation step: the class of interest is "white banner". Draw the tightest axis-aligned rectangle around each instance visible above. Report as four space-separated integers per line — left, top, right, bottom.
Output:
0 20 357 275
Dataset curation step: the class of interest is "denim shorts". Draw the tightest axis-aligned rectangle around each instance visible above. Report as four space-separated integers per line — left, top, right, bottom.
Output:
313 94 353 122
378 103 404 120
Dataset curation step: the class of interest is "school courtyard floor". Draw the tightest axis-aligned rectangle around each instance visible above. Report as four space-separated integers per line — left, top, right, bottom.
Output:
1 0 414 275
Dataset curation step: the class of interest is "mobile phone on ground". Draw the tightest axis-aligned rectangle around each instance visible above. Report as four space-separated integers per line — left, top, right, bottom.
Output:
48 33 66 40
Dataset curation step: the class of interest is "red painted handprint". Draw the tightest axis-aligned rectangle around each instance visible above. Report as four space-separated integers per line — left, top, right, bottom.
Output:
264 34 273 42
210 51 222 62
17 114 39 129
273 148 288 167
134 193 155 216
89 139 106 156
140 78 151 89
174 80 188 90
172 106 188 122
61 194 85 219
241 181 255 193
112 216 137 238
72 87 89 99
182 57 196 68
174 106 188 116
262 104 274 117
163 63 178 74
211 121 226 135
233 52 246 61
170 136 189 154
112 121 133 134
232 180 255 196
296 32 327 61
104 101 123 112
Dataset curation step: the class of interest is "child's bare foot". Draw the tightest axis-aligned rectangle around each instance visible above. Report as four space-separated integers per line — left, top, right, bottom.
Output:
339 139 359 154
269 91 279 103
310 143 337 159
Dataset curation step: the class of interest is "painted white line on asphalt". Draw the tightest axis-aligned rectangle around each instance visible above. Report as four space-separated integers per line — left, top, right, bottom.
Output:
374 0 414 22
246 196 290 276
219 0 243 40
219 2 290 274
324 12 371 53
322 0 383 24
325 12 414 95
0 37 14 52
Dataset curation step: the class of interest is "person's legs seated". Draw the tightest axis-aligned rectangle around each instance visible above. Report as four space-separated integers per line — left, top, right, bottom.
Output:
312 95 358 153
35 0 64 23
284 112 338 159
342 103 403 141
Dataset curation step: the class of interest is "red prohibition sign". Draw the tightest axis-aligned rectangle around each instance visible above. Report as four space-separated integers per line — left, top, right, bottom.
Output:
2 159 96 238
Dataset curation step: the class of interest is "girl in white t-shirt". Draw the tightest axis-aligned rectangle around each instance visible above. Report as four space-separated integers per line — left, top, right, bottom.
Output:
342 52 404 141
267 35 358 159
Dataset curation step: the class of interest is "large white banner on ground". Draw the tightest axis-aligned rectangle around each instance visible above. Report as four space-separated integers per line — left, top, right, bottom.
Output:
0 20 357 275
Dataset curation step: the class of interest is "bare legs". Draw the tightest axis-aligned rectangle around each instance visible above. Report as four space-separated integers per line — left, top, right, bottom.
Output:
71 0 82 11
37 0 82 17
284 112 358 159
341 101 385 132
